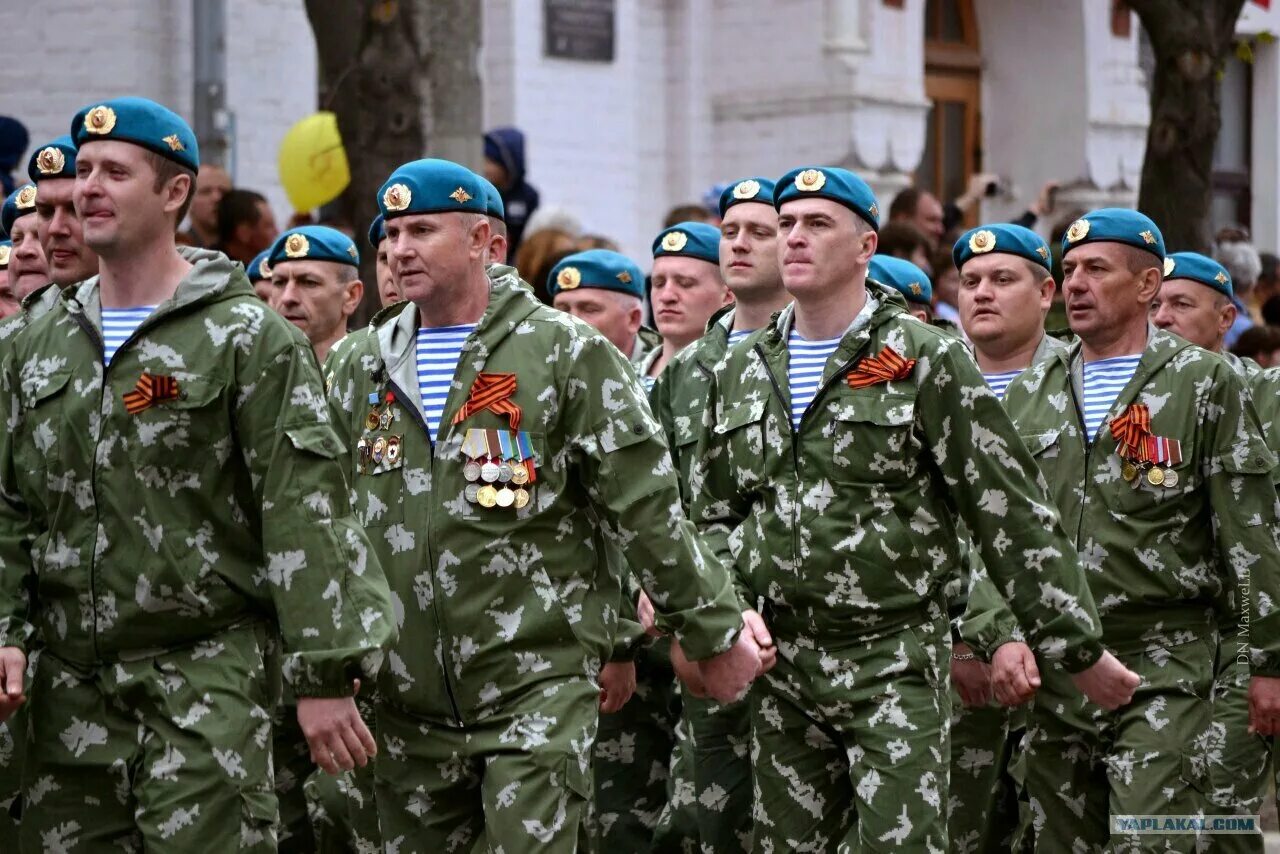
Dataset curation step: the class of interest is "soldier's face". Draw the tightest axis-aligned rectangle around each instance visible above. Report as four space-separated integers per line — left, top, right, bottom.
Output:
190 165 230 232
75 141 190 256
777 198 876 299
8 218 50 300
386 212 489 304
268 259 362 347
1151 279 1234 352
1062 244 1160 342
553 288 642 354
720 204 781 298
376 240 401 307
35 178 98 287
958 254 1054 354
650 256 732 347
0 269 17 319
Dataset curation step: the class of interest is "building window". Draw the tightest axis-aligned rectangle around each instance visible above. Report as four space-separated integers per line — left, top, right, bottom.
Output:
1211 53 1252 232
920 0 981 214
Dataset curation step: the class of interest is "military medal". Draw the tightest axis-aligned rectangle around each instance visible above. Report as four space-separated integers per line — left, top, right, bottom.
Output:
386 435 401 465
497 430 515 482
365 410 381 431
1110 404 1183 491
1121 461 1138 482
477 485 498 507
379 409 393 431
356 438 371 474
463 461 482 482
1146 466 1165 486
465 483 481 503
496 486 515 508
480 428 502 482
372 437 387 464
1162 468 1179 488
514 487 530 509
480 461 500 482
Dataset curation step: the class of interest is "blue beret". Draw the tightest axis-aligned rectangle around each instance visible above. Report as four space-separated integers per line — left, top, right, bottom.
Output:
774 166 880 231
27 136 77 183
71 97 199 173
1061 208 1164 261
953 223 1052 272
0 240 10 269
653 221 720 265
268 225 360 269
247 249 272 284
1 184 37 236
718 177 777 218
869 255 932 306
377 158 487 220
1163 251 1232 298
479 176 505 220
548 249 645 301
368 213 385 249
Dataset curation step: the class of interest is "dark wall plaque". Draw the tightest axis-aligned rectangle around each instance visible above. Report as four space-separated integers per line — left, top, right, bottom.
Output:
544 0 615 62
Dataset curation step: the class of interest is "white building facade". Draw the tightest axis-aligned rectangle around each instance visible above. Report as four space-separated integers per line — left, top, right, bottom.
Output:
5 0 1279 261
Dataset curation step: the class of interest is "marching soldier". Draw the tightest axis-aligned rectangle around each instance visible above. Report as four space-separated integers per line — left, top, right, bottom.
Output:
0 97 396 851
247 248 272 301
972 210 1280 851
550 248 660 364
690 167 1139 850
648 176 789 852
641 221 733 385
868 254 932 323
29 135 100 292
1152 250 1280 850
266 225 364 363
2 182 50 304
949 223 1066 853
322 158 764 853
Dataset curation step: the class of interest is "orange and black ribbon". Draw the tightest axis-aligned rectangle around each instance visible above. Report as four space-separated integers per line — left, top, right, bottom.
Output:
1109 403 1154 462
123 372 180 415
452 372 522 431
846 346 916 390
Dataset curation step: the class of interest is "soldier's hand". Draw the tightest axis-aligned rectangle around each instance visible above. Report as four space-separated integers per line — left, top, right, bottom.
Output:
992 642 1040 706
951 642 993 707
599 661 636 714
0 646 26 722
743 610 777 675
671 639 709 698
1070 650 1140 711
698 629 762 704
1248 676 1280 735
297 682 377 776
637 591 662 638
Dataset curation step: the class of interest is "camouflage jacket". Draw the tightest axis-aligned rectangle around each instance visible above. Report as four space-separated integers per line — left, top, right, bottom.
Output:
0 249 395 697
966 329 1280 674
322 265 743 723
0 283 62 350
629 325 663 365
689 282 1105 671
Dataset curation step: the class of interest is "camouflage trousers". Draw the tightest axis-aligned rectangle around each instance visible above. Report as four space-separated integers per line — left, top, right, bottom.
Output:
654 692 753 853
751 616 951 852
1024 633 1222 853
373 679 598 854
947 697 1030 854
275 699 380 854
594 645 681 850
19 623 277 853
1207 633 1270 854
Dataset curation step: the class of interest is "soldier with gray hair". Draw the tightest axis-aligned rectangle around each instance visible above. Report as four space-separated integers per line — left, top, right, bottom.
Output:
1215 226 1261 348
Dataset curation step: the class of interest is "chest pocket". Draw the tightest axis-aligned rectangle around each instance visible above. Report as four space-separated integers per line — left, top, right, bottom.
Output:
16 368 74 478
714 399 769 482
824 391 918 484
125 374 228 455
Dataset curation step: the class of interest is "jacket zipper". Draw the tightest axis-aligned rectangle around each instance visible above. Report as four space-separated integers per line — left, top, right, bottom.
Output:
387 380 464 726
1065 377 1092 551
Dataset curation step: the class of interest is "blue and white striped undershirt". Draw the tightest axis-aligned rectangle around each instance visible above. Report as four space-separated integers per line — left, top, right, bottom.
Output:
787 328 842 427
982 369 1023 401
101 307 156 365
728 329 752 346
416 324 474 440
1081 354 1142 443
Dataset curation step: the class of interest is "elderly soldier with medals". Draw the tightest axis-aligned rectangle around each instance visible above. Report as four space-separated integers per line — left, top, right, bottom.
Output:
690 166 1140 850
321 158 763 853
1151 251 1280 849
968 209 1280 852
0 97 396 852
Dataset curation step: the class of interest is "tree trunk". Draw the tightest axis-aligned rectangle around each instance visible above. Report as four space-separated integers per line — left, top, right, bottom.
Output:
304 0 484 324
1129 0 1247 254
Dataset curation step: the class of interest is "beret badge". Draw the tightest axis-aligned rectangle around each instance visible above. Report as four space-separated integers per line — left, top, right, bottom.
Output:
616 271 632 284
1066 219 1090 243
794 169 826 192
85 105 118 135
36 147 66 175
162 134 185 152
557 266 581 290
383 183 412 212
0 246 9 266
1163 257 1175 277
16 185 36 209
258 258 272 279
1215 271 1229 285
968 229 996 254
733 180 760 200
449 187 473 204
661 231 688 252
284 233 310 258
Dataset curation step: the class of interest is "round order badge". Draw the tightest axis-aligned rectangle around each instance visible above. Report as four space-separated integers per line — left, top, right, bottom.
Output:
513 488 530 509
1162 468 1179 488
1146 466 1165 486
496 486 515 508
498 463 514 483
477 485 499 508
480 462 501 483
463 462 482 482
464 483 481 503
1121 461 1138 482
511 465 530 486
